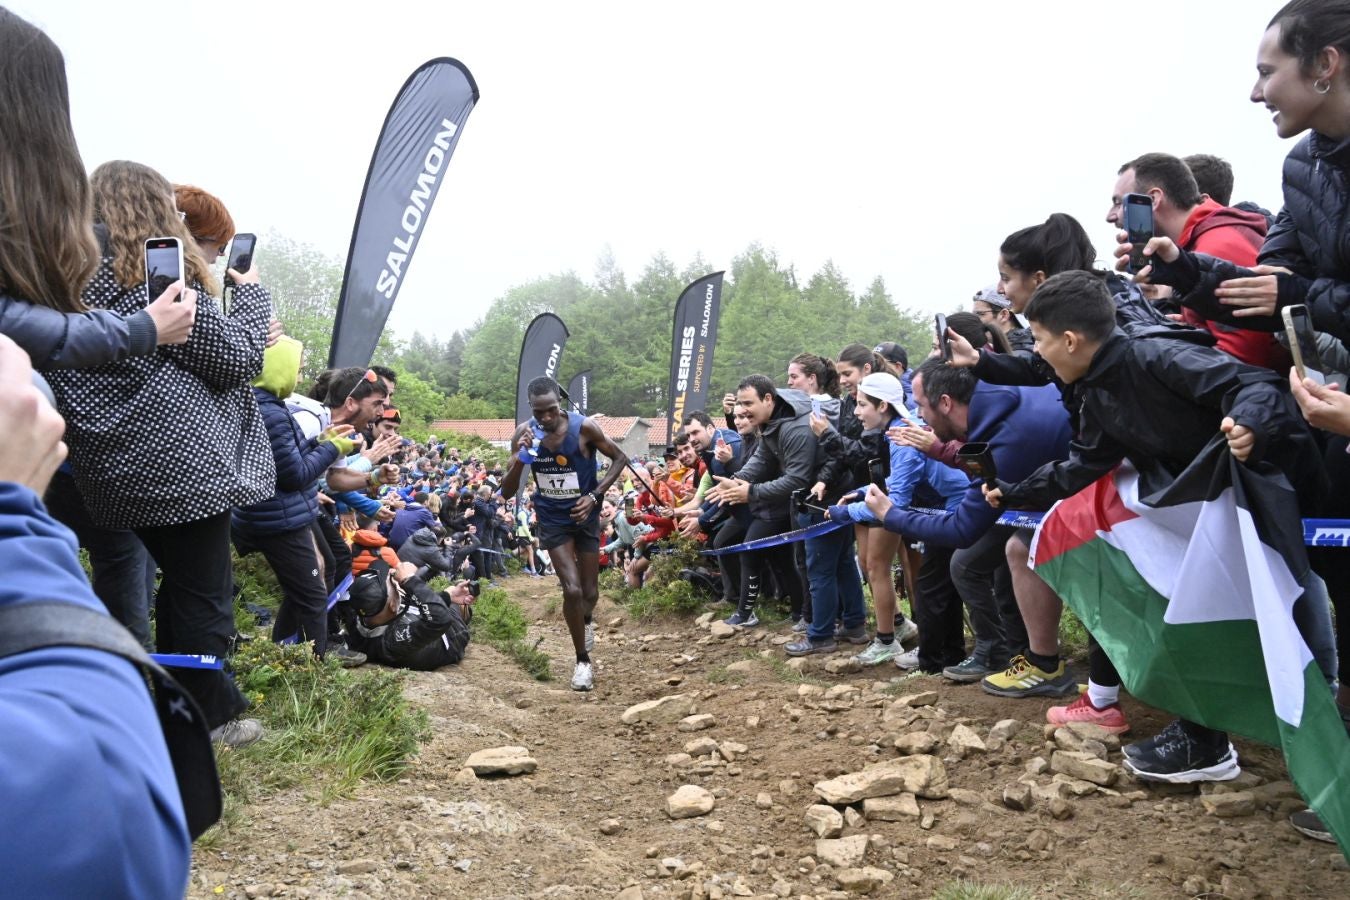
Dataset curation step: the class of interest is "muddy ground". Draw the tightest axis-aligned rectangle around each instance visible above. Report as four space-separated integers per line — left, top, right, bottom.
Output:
189 575 1350 899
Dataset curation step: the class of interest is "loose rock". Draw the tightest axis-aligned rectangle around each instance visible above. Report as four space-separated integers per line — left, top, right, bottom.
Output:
825 657 862 675
947 724 987 756
710 621 737 639
667 784 716 819
1003 783 1033 811
685 737 719 756
892 732 940 756
805 804 844 838
862 794 921 821
989 719 1021 742
834 866 893 894
895 691 939 708
679 714 717 732
814 834 869 868
621 694 697 725
813 755 949 804
463 746 537 776
599 818 623 835
1049 750 1118 786
1200 791 1257 818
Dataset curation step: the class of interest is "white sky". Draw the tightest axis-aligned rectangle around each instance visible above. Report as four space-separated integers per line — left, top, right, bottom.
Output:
21 0 1289 344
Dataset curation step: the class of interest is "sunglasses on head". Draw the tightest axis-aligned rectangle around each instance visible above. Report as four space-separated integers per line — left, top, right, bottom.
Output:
345 369 379 402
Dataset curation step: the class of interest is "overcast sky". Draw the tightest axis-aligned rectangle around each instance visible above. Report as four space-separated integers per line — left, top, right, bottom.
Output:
21 0 1289 345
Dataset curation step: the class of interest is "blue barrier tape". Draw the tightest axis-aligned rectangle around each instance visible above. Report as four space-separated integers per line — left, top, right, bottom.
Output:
281 572 357 646
149 653 224 670
702 508 1350 555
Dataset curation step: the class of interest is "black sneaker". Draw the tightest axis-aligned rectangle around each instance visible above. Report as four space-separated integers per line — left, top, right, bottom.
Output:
1290 808 1335 843
785 636 837 656
942 653 997 684
1122 720 1240 783
330 646 368 668
723 610 760 628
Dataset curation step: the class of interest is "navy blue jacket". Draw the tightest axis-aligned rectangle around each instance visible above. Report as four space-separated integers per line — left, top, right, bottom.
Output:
882 382 1071 547
233 388 340 534
386 504 439 552
0 484 189 896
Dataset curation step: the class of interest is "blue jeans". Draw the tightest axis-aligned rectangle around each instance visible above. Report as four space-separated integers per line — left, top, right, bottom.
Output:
799 511 865 642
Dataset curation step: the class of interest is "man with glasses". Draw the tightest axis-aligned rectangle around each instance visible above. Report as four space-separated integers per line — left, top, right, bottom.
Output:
971 285 1032 354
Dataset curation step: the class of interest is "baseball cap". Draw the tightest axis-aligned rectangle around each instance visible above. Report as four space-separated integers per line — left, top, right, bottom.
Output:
973 285 1012 310
858 372 907 409
347 560 392 617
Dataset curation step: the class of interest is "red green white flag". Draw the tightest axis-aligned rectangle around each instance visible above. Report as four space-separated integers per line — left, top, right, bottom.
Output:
1030 442 1350 858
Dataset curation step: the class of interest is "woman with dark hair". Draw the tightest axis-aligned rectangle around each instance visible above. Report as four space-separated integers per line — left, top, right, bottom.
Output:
46 160 276 748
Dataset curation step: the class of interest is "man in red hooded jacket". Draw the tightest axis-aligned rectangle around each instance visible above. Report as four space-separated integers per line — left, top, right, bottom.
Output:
1107 152 1283 369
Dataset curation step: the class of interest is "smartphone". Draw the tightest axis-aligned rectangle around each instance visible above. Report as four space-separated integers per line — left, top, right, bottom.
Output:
144 236 183 302
956 441 998 487
867 457 887 491
1123 193 1154 274
935 313 951 362
227 232 257 273
1283 304 1326 384
811 398 822 418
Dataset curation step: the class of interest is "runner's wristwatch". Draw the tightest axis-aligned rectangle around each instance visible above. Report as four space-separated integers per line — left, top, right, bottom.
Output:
590 490 603 505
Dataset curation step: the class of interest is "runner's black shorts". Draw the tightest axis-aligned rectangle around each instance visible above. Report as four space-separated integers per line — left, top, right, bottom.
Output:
536 515 601 554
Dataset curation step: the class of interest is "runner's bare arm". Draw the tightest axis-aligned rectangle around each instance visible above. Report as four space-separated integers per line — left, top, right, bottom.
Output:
581 417 629 499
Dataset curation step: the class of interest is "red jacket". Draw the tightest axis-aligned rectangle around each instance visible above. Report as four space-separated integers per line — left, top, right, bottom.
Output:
1177 200 1284 368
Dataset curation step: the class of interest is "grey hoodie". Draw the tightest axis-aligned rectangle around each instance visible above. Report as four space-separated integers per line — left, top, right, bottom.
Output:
734 388 817 519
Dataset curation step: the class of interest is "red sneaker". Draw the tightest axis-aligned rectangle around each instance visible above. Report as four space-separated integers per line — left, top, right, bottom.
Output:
1046 692 1130 735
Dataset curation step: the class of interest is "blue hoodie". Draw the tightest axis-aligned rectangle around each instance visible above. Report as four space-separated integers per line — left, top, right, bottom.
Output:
882 382 1071 548
839 414 971 524
0 484 189 897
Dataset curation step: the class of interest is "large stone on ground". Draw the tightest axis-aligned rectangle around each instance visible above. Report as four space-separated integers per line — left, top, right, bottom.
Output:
825 657 862 675
684 737 719 756
893 732 940 756
947 724 987 755
862 794 921 821
804 804 844 838
1201 791 1257 818
814 834 869 868
989 719 1021 742
835 866 894 894
895 691 938 707
666 784 716 819
813 755 949 804
1063 721 1122 750
1049 750 1119 786
710 621 737 639
463 746 537 776
1002 783 1033 811
621 694 696 725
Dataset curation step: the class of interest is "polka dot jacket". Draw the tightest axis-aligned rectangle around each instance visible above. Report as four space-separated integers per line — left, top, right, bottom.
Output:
46 259 278 530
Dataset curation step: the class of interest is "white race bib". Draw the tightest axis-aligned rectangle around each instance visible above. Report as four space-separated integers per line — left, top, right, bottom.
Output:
535 470 581 499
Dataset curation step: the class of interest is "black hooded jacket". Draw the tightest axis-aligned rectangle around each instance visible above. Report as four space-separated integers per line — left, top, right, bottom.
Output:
999 330 1327 511
734 388 819 519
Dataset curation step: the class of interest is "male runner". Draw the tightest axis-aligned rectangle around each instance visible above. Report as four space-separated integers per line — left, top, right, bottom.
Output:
501 377 629 690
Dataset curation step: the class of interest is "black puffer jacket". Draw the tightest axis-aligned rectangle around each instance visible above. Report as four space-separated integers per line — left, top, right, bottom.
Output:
1151 132 1350 342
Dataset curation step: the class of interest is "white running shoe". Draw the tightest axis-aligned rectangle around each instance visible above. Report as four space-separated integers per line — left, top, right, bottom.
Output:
896 617 920 645
894 646 921 670
571 661 594 692
584 621 595 653
853 637 901 667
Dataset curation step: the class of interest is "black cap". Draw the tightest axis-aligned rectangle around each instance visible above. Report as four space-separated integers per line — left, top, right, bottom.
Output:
346 560 391 617
663 446 678 459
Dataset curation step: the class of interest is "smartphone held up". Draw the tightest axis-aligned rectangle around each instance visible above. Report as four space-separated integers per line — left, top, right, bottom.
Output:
227 233 257 274
1283 304 1326 384
1123 193 1154 274
935 313 951 362
144 237 183 301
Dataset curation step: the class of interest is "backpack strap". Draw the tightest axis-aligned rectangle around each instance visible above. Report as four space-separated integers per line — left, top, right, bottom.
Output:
0 602 222 839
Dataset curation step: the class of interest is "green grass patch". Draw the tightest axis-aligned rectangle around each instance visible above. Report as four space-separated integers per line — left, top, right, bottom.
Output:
1058 607 1090 659
460 580 552 681
202 639 430 845
932 881 1036 900
610 539 719 620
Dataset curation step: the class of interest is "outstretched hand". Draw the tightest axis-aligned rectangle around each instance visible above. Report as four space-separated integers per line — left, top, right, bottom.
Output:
1221 416 1255 462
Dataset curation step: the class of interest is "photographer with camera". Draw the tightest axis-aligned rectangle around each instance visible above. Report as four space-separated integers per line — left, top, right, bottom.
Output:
339 559 473 670
399 525 475 581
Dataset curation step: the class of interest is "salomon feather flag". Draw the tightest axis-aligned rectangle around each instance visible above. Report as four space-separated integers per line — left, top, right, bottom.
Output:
329 59 479 368
1030 441 1350 858
515 313 569 424
566 370 592 416
666 272 724 441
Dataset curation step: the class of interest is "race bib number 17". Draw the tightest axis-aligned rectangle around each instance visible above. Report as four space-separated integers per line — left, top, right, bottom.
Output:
536 470 581 499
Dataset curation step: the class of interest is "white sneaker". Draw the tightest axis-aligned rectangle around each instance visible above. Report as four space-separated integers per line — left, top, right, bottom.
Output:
853 637 901 667
894 646 921 670
571 661 594 692
896 617 920 645
584 621 595 653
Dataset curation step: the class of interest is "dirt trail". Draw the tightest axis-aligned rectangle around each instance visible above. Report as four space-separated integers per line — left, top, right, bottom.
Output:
190 575 1350 899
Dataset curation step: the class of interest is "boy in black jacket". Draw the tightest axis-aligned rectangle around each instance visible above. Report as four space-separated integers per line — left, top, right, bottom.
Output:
986 270 1335 783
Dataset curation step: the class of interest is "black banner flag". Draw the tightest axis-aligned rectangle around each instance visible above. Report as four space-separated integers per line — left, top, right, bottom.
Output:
329 58 479 368
566 370 592 416
666 272 724 440
515 313 570 424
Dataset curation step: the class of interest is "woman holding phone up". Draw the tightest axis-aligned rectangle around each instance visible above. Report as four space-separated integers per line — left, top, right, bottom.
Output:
46 160 276 748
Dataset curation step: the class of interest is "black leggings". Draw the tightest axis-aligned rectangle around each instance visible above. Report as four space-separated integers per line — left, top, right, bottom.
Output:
738 518 804 617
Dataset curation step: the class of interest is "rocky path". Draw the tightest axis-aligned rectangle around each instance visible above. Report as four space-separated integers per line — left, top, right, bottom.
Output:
189 576 1350 899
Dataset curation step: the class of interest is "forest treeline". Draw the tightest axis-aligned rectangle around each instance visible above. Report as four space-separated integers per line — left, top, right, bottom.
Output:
262 233 938 427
